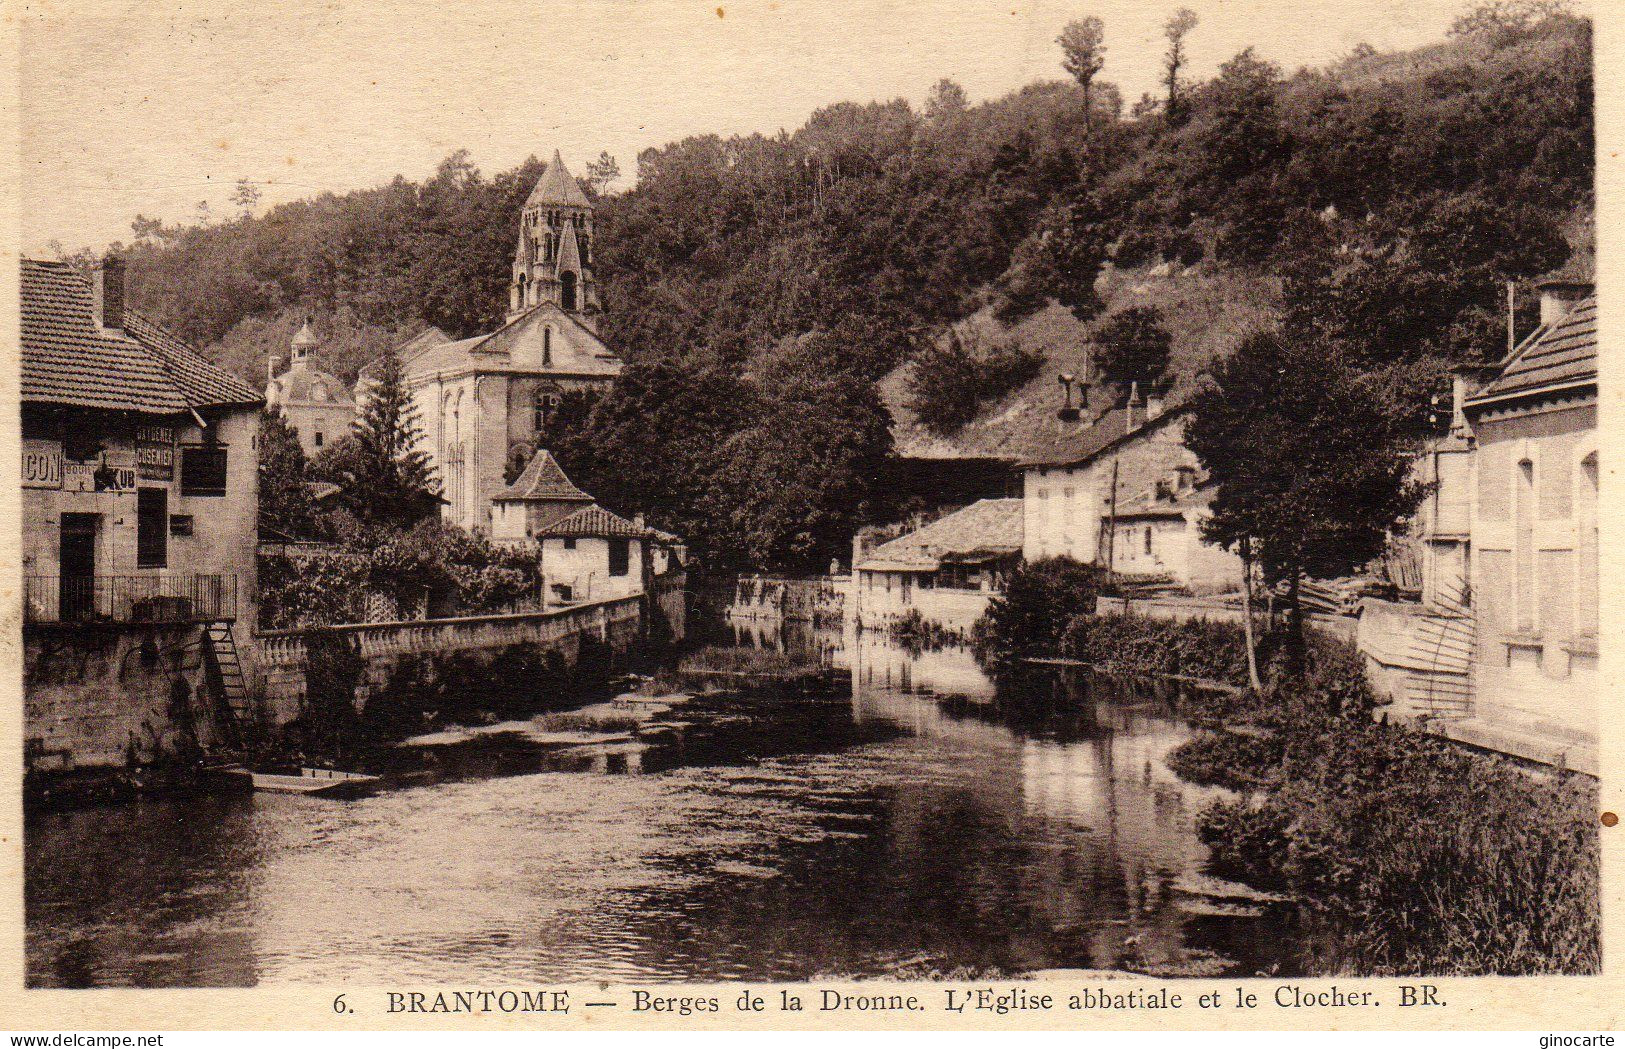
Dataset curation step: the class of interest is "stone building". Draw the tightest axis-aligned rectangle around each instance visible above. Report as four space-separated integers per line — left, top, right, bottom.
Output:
265 318 356 457
365 151 623 534
1360 279 1598 771
1019 387 1241 593
21 255 263 773
489 450 650 607
851 498 1024 633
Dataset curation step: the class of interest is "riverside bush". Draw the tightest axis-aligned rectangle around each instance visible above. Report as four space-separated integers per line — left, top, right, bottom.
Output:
1059 612 1263 687
1183 661 1600 975
1164 729 1283 791
971 557 1105 662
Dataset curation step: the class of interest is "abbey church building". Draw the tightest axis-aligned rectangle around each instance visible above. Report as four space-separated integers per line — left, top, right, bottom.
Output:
366 151 623 534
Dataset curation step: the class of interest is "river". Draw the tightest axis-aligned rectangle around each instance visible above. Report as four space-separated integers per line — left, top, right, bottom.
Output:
25 622 1293 987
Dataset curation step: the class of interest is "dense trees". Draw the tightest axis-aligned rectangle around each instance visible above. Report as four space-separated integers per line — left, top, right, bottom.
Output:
120 7 1590 572
258 408 323 540
1186 331 1428 660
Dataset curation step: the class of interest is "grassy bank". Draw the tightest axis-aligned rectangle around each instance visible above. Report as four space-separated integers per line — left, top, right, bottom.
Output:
973 561 1601 975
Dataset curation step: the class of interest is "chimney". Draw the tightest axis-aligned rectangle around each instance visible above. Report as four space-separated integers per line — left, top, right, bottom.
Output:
1449 363 1502 436
91 253 126 332
267 354 281 383
1146 388 1165 421
1124 381 1142 435
1537 279 1593 328
633 512 646 530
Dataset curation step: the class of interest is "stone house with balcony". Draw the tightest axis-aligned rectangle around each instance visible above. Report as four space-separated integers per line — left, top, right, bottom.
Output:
21 255 264 774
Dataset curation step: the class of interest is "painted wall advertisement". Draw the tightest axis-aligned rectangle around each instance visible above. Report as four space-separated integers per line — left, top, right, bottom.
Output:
136 424 176 481
21 439 61 489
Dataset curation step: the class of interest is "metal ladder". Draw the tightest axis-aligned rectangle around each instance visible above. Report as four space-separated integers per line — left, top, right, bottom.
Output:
204 621 251 744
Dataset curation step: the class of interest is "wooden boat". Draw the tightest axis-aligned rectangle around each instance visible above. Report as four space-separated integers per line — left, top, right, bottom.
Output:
242 767 380 796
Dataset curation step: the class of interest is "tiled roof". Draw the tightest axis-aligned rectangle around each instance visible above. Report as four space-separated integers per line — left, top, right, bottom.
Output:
526 151 592 208
1470 295 1598 403
497 450 592 502
1019 400 1189 469
22 260 262 413
535 503 645 539
397 325 453 361
859 498 1024 572
269 364 354 406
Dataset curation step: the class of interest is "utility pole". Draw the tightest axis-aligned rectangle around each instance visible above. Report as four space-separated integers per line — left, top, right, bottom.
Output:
1105 456 1120 585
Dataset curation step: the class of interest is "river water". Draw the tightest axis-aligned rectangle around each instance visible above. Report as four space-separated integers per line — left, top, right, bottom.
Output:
26 622 1292 987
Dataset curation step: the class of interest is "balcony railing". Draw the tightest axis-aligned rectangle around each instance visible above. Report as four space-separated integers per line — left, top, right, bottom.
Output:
25 574 238 625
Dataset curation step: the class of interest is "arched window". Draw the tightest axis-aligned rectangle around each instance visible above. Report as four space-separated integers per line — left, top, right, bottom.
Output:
517 272 528 305
580 235 591 267
1144 526 1153 556
1515 455 1536 633
545 233 555 263
543 326 553 366
560 271 578 312
1577 450 1599 638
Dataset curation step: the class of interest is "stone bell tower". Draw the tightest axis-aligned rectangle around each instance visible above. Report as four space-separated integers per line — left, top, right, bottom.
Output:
508 150 599 328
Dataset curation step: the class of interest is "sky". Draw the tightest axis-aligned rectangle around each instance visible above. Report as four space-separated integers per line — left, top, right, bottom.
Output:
20 0 1482 254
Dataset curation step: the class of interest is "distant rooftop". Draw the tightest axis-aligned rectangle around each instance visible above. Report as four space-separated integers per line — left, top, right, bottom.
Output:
858 498 1023 573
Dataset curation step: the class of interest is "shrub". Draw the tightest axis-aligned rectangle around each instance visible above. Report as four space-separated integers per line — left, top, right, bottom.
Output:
1175 635 1600 976
1091 305 1172 387
1165 729 1283 791
906 328 1043 435
1059 610 1262 688
972 557 1106 662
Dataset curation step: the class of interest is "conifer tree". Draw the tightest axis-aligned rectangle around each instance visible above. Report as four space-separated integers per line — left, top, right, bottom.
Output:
258 407 322 539
315 351 442 529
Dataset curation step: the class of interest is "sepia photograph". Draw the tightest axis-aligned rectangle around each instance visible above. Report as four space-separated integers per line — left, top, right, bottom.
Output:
13 0 1602 1002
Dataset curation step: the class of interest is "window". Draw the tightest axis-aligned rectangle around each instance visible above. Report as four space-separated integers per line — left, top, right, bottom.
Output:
562 537 576 550
137 488 167 567
608 538 631 577
314 432 324 448
179 446 228 496
1144 527 1153 555
1514 456 1536 633
543 327 553 366
1577 451 1599 638
560 271 578 312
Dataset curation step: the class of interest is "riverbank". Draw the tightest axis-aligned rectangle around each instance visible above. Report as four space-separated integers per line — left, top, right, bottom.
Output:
971 562 1601 976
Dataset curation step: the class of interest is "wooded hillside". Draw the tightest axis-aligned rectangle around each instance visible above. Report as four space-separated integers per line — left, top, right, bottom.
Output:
100 3 1593 572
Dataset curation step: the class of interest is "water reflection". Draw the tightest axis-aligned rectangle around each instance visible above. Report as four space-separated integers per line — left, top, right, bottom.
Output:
26 621 1291 986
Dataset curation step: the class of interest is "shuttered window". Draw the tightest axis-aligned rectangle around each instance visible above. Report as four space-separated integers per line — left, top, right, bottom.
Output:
180 446 228 496
608 539 631 577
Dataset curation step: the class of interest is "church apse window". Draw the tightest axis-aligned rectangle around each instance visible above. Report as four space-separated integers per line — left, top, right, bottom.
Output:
543 326 553 365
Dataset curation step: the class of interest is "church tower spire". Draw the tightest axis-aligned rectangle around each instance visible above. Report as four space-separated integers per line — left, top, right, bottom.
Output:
509 150 598 328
